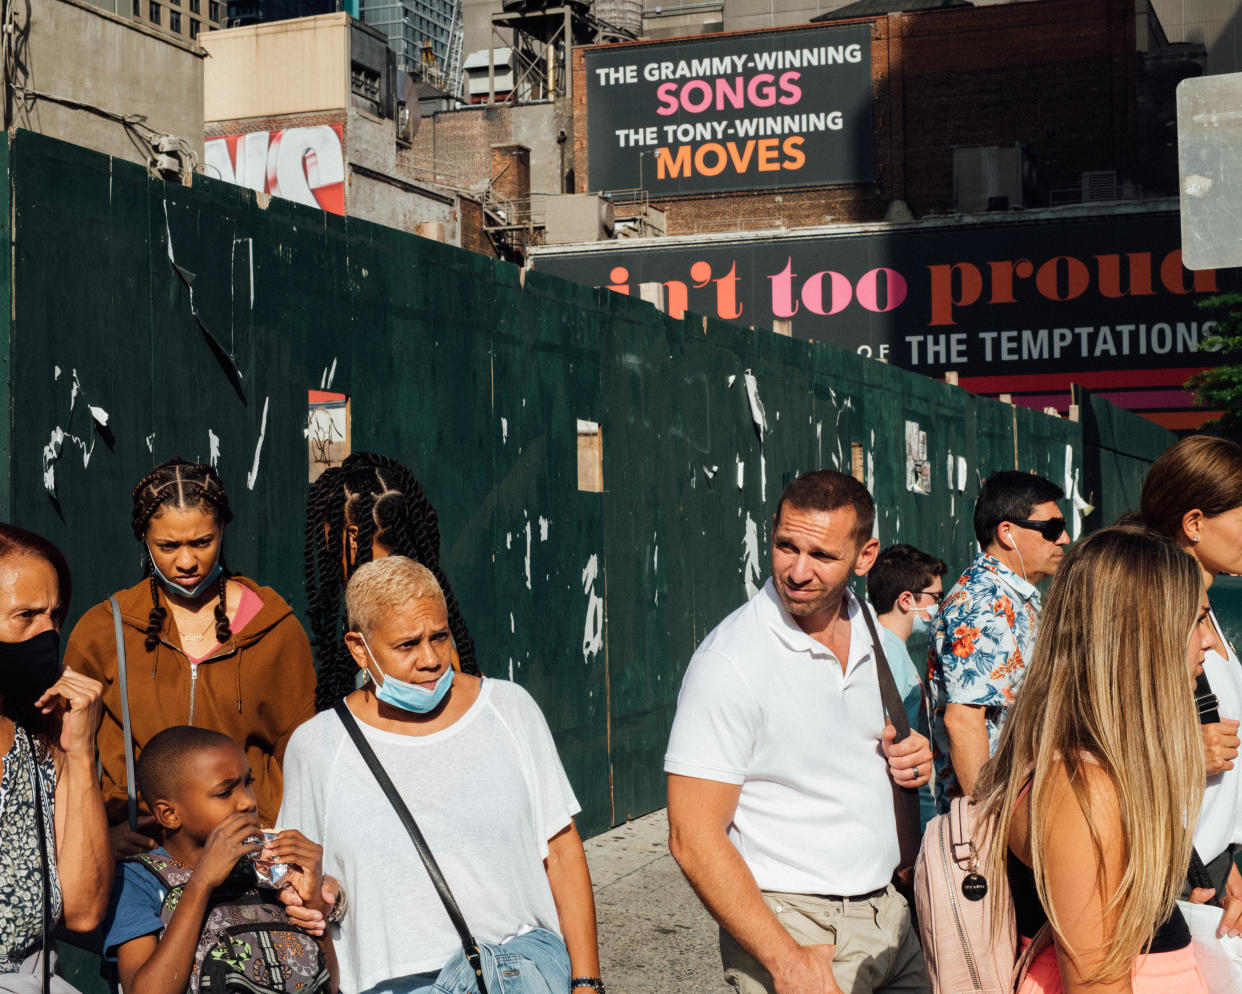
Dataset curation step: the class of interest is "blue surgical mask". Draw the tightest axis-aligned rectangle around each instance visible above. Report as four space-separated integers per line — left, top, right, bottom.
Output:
911 604 937 638
361 635 454 714
148 548 224 600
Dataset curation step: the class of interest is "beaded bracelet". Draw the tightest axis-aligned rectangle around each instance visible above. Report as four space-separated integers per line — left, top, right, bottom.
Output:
570 978 605 994
326 881 349 924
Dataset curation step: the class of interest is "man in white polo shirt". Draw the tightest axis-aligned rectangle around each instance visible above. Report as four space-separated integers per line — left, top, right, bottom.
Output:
666 470 932 994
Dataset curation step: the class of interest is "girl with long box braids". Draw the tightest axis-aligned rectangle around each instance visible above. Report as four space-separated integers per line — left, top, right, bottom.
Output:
305 452 479 712
63 458 316 860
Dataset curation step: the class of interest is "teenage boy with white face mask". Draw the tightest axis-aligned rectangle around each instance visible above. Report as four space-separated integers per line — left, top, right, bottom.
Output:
867 544 946 735
927 470 1069 815
277 556 605 994
868 545 946 828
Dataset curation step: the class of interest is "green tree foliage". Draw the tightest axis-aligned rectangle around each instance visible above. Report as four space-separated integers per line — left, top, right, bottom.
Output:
1187 292 1242 432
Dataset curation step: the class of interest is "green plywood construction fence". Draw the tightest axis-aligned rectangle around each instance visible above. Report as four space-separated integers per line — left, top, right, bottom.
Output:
2 130 1176 837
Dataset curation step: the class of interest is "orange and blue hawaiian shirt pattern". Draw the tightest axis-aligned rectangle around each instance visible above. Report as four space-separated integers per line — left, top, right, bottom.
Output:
927 552 1040 813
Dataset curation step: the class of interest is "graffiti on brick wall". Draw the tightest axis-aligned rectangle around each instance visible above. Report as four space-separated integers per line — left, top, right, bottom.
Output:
204 124 346 214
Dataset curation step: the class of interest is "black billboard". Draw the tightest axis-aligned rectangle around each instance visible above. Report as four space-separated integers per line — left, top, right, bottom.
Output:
584 23 874 196
532 211 1237 424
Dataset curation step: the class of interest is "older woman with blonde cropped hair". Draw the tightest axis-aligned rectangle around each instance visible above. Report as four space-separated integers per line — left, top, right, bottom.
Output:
278 555 604 994
974 526 1216 994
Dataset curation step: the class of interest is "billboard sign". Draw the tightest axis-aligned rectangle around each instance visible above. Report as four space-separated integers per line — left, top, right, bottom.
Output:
584 24 873 196
532 211 1237 428
204 123 346 215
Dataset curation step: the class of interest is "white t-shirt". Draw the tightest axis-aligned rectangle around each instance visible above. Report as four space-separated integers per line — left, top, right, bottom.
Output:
664 580 899 896
278 679 580 994
1195 609 1242 862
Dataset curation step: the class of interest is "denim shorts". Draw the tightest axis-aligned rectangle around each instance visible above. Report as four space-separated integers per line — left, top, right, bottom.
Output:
371 928 570 994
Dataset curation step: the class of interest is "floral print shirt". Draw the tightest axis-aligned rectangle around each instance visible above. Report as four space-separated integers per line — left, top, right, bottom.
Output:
927 552 1040 813
0 727 61 972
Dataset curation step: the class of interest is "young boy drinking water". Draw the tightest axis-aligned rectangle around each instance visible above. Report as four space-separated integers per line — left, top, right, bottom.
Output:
103 726 338 994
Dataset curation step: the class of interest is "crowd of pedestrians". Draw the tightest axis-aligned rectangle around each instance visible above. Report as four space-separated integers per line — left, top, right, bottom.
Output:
1 437 1241 994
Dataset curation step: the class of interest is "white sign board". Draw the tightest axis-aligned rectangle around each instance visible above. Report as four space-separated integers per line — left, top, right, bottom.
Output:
1178 72 1242 270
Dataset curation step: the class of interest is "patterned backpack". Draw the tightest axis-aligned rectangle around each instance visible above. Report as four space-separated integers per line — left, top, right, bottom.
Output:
128 852 330 994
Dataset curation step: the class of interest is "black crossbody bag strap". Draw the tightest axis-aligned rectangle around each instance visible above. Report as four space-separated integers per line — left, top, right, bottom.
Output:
333 702 489 994
859 606 922 869
109 597 139 832
25 729 52 994
861 607 913 741
1188 669 1224 905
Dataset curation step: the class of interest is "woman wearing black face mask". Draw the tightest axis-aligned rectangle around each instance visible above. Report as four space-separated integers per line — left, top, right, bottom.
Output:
0 523 110 993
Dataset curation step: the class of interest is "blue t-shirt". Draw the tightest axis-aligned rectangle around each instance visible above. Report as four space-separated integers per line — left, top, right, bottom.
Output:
877 625 936 828
878 625 923 734
103 848 171 962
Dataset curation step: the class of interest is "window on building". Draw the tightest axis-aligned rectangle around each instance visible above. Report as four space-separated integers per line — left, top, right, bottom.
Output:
190 0 199 14
208 0 219 19
169 9 180 29
132 0 141 13
189 17 199 36
149 1 160 23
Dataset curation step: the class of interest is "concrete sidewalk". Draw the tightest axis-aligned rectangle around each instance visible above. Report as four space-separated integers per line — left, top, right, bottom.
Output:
584 809 731 994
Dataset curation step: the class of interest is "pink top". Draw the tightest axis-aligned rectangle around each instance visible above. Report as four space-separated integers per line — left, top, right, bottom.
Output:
186 585 265 663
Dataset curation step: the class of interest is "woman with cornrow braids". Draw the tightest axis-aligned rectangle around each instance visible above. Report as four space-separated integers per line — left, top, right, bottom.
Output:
63 458 316 861
305 452 480 712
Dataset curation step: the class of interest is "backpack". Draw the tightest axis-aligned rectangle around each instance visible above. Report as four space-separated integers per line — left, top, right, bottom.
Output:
129 852 330 994
913 796 1051 994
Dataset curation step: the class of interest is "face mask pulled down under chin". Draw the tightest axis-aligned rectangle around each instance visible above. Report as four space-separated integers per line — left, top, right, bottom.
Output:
148 548 224 600
0 629 63 706
362 636 454 714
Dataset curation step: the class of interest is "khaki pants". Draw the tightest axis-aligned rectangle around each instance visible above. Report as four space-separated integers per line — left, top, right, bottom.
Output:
720 885 929 994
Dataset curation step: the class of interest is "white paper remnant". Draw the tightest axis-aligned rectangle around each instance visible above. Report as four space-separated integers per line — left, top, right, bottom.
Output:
581 554 605 663
523 517 532 590
245 396 270 491
743 370 768 436
905 420 931 494
741 512 763 599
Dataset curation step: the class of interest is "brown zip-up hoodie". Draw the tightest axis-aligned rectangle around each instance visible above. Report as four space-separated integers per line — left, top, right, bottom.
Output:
63 575 316 827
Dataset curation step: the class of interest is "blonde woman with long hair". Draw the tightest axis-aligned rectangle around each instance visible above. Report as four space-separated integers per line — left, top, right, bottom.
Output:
974 527 1218 993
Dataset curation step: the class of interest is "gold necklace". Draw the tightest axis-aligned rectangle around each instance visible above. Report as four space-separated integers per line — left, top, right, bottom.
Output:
179 614 217 642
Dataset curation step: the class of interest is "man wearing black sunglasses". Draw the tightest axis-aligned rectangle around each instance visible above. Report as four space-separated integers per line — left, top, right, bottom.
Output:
927 470 1069 815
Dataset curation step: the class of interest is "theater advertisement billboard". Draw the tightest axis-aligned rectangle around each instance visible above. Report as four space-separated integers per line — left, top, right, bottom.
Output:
584 23 873 196
531 210 1236 429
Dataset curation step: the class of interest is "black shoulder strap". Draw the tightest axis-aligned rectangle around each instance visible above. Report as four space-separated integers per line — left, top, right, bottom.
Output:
859 603 912 740
1189 668 1223 905
1196 669 1221 724
333 702 489 994
109 596 139 832
24 730 50 994
858 605 921 868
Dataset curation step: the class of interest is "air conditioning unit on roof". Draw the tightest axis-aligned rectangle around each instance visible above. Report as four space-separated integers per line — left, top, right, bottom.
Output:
1082 170 1118 201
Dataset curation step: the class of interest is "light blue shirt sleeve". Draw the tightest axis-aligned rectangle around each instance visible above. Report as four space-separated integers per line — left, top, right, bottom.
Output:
879 625 923 733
